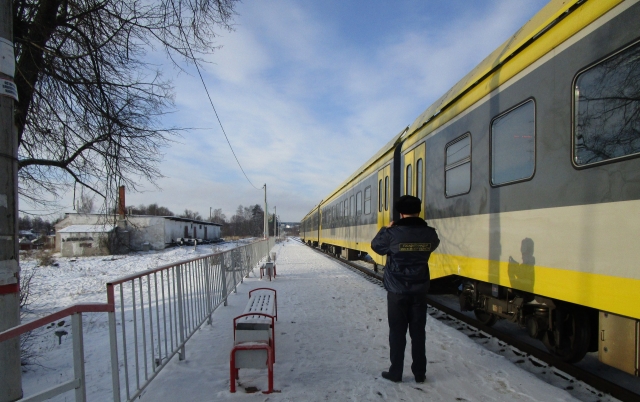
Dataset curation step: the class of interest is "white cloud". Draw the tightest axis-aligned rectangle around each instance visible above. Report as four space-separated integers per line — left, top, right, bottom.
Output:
39 0 549 223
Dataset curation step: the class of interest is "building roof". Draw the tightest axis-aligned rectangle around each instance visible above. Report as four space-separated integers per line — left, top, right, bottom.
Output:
58 224 115 234
163 216 222 226
57 213 222 227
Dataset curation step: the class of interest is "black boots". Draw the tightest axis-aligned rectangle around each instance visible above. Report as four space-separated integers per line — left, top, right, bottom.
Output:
381 371 401 382
381 371 426 383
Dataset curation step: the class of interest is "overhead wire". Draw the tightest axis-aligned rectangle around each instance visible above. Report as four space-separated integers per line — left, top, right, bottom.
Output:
172 3 261 190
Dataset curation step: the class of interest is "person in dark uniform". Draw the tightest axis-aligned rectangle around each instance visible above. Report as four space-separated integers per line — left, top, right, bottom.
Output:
371 195 440 383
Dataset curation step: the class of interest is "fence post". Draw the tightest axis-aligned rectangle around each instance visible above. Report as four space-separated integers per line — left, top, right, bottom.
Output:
232 250 238 293
106 285 122 402
71 312 87 402
244 247 251 278
220 254 228 307
204 256 213 325
176 264 186 360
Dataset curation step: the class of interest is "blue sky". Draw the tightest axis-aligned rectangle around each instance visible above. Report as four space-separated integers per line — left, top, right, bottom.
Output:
90 0 549 222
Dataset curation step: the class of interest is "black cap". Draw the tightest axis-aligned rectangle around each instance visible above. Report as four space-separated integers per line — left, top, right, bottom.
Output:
395 195 421 214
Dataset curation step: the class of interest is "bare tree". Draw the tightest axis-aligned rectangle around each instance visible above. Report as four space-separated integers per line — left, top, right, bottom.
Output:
180 209 202 220
13 0 239 209
127 203 174 216
76 191 94 214
225 204 262 237
208 208 226 225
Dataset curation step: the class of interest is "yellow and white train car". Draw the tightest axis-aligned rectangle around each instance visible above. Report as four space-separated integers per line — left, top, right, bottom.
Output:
302 0 640 374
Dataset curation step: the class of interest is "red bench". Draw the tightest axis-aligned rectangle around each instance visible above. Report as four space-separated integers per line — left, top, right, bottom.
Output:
230 288 277 394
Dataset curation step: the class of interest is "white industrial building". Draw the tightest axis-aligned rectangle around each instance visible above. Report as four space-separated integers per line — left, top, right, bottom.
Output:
55 213 222 256
57 224 115 257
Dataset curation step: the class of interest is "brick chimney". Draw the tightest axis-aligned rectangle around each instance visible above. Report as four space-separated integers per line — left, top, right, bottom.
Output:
118 185 126 218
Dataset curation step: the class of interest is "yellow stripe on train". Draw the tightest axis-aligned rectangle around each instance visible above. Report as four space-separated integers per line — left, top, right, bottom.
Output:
430 252 640 320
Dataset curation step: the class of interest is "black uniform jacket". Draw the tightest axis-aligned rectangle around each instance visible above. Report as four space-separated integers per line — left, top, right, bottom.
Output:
371 217 440 295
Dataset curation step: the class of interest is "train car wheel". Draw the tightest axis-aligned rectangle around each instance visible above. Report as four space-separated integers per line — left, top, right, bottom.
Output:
474 309 498 326
542 306 591 363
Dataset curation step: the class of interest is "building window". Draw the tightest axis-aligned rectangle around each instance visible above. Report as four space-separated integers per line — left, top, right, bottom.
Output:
445 133 471 196
406 164 413 196
356 191 362 216
491 100 535 185
416 158 423 200
364 186 371 215
378 179 383 212
574 41 640 167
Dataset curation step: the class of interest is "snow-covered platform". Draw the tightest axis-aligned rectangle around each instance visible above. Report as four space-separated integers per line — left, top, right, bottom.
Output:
137 238 581 401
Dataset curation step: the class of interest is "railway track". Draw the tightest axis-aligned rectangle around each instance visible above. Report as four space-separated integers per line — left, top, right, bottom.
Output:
295 239 640 402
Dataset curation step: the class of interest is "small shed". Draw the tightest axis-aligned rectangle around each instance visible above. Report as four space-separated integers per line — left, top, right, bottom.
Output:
58 224 115 257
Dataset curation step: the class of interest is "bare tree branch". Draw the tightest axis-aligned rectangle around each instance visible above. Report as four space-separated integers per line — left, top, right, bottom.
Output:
13 0 238 210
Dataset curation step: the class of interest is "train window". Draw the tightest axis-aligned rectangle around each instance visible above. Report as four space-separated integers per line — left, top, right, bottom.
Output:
573 41 640 167
416 158 423 200
350 196 355 216
406 164 413 195
491 100 535 186
356 192 362 216
344 200 348 217
364 186 371 215
378 179 383 212
445 133 471 196
384 176 389 211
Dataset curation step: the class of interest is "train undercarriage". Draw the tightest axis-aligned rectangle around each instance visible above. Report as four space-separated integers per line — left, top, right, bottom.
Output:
457 279 597 363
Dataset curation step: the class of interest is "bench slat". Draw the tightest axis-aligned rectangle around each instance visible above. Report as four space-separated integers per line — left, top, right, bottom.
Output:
239 293 276 325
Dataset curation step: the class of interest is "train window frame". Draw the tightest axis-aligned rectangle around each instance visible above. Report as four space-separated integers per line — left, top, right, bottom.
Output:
356 191 362 216
490 98 536 187
405 164 413 196
364 186 371 215
416 158 423 200
378 179 383 212
384 176 389 211
444 133 472 198
350 195 355 216
572 39 640 169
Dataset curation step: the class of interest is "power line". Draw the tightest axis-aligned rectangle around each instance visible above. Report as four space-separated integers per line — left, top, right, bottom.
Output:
171 3 261 190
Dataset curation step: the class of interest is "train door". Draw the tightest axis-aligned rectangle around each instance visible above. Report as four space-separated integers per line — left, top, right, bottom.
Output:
403 143 426 219
377 165 391 229
316 207 321 244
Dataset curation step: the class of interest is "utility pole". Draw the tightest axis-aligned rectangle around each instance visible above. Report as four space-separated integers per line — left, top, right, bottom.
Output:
263 184 267 238
273 206 276 238
0 0 23 398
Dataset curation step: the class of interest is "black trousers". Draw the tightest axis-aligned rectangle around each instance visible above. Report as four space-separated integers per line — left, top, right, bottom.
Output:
387 292 428 378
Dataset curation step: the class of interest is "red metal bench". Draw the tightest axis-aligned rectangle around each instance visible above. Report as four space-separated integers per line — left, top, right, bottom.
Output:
230 288 277 394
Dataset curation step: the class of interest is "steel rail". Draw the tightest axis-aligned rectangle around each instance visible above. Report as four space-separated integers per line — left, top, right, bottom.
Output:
0 303 112 342
298 239 640 402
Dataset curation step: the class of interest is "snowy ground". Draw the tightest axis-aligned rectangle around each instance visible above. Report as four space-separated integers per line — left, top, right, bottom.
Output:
17 238 595 401
18 240 252 401
138 239 582 402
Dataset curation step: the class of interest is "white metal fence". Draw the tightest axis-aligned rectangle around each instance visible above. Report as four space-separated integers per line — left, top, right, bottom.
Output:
0 238 275 402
